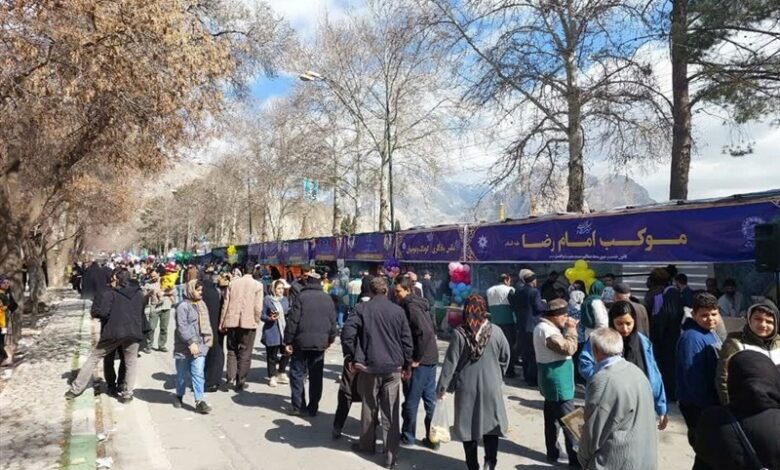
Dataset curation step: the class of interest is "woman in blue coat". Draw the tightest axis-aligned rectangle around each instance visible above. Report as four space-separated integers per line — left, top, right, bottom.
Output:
261 279 291 387
579 300 669 430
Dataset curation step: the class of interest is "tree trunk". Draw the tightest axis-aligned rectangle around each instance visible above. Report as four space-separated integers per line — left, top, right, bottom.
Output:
332 155 342 236
669 0 692 200
378 154 388 232
566 90 585 213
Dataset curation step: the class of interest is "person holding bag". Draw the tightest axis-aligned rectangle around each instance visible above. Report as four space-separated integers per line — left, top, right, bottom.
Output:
695 350 780 470
437 295 510 470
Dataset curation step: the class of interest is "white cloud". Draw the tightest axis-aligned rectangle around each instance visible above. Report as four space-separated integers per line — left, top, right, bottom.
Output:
263 0 355 39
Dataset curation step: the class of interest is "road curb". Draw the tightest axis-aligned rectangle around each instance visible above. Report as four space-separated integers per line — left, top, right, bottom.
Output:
61 301 97 470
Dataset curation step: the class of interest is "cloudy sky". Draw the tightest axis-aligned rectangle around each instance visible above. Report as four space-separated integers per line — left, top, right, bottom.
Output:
256 0 779 203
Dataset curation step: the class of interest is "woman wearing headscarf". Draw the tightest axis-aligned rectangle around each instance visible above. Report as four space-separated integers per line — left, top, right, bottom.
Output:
261 279 291 387
579 301 669 430
695 350 780 470
174 280 214 414
581 280 608 337
437 295 510 470
202 267 226 393
644 268 684 401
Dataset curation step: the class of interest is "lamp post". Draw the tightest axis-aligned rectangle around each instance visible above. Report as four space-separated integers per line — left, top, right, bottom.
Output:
299 70 395 233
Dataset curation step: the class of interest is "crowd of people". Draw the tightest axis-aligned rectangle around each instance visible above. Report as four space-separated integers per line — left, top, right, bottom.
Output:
60 258 779 469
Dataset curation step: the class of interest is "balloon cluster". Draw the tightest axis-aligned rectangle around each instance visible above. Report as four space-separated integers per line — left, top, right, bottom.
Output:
384 257 401 278
564 259 597 291
447 262 472 306
174 251 194 264
226 245 238 265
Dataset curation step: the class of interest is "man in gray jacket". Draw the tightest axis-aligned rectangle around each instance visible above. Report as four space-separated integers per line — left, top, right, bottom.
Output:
579 328 657 470
342 277 413 469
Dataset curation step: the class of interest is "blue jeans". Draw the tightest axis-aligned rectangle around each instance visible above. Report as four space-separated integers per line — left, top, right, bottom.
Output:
401 364 437 443
176 355 206 402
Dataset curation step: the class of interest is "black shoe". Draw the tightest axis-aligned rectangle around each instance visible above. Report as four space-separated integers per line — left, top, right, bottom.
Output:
385 457 398 469
288 407 305 417
206 384 219 393
221 381 234 392
307 407 318 417
173 395 183 408
234 382 248 392
568 460 582 468
332 427 342 439
118 393 133 404
505 369 517 378
64 390 79 400
106 385 119 397
158 346 168 353
195 400 212 414
399 438 415 448
546 455 559 463
421 438 440 451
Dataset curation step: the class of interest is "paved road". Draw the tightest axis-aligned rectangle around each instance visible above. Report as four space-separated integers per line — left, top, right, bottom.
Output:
101 321 696 470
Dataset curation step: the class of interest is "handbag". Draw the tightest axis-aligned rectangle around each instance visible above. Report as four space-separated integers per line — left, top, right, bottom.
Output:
727 410 768 470
446 329 472 393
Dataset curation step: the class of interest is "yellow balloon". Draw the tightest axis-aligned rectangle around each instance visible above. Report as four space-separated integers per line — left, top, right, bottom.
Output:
227 245 237 256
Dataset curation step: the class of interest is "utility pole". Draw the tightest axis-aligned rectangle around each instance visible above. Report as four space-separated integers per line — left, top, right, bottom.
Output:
247 178 253 243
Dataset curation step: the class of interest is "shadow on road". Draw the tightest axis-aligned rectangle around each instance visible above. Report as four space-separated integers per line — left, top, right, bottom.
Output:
151 371 176 390
264 415 467 469
507 395 545 411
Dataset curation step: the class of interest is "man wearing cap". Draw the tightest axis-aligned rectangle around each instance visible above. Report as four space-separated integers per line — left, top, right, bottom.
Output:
284 269 338 416
219 265 264 392
614 282 650 336
508 269 546 386
533 298 580 467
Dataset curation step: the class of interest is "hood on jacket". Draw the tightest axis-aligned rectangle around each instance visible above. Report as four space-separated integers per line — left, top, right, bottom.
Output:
115 283 141 299
727 349 780 418
744 300 779 344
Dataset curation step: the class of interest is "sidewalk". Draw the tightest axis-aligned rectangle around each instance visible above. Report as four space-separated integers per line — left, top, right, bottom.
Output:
0 290 92 470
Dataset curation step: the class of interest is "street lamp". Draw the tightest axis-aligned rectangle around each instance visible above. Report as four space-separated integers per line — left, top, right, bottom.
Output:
298 70 396 233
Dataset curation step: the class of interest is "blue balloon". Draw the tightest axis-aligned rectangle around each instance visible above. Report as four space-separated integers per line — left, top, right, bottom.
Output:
457 282 466 291
448 281 456 290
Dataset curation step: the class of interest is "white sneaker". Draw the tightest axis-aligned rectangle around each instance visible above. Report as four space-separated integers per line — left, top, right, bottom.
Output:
269 376 278 387
277 375 289 385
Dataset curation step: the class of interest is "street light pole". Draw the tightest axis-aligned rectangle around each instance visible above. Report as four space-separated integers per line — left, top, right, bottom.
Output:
299 70 396 232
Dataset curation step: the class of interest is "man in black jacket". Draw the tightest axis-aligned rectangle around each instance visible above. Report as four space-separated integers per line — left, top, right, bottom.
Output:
202 268 225 392
509 270 545 386
66 270 146 403
283 271 337 417
342 277 413 469
394 277 440 450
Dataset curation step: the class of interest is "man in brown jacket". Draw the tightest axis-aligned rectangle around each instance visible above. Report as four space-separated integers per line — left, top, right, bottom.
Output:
219 268 264 392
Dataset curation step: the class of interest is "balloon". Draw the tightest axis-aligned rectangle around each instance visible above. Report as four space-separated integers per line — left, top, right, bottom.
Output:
463 264 471 273
447 309 462 328
565 259 597 291
227 245 237 257
449 281 456 290
457 282 466 291
448 262 459 273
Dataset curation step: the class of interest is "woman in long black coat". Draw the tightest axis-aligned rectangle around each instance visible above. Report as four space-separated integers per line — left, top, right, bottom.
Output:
202 271 225 392
695 350 780 470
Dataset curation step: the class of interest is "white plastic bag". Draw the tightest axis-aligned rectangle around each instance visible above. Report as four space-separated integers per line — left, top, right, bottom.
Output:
428 398 451 444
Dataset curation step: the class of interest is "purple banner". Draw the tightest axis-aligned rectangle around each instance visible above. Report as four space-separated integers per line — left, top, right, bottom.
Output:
309 237 343 261
466 201 780 263
262 241 282 264
248 243 263 257
281 239 309 265
345 232 396 261
398 228 464 262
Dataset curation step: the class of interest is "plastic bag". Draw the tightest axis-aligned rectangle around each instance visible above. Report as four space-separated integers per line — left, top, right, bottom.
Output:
428 398 451 444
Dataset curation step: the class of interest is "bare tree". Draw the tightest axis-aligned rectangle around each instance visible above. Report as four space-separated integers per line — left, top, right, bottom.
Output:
425 0 670 212
296 0 455 231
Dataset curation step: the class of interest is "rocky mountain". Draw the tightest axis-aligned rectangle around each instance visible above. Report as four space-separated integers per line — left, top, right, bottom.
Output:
393 174 655 228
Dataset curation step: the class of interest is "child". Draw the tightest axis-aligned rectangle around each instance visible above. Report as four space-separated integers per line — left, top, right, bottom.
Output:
533 299 580 468
716 300 780 404
676 293 722 470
